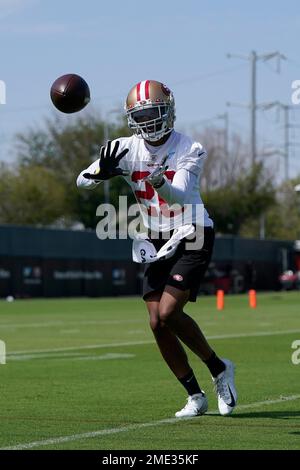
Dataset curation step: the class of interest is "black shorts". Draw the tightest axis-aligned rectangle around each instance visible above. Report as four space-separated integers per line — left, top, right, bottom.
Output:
143 226 215 302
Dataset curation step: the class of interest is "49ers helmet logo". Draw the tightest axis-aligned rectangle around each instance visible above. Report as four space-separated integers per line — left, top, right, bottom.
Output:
161 84 171 96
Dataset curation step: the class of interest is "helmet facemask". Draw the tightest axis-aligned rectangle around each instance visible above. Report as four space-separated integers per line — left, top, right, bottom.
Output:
127 103 174 142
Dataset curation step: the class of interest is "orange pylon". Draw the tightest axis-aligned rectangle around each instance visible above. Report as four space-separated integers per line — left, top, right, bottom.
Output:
249 289 257 308
216 290 224 310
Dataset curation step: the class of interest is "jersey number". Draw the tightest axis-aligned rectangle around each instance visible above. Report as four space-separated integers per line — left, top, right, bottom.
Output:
131 171 182 217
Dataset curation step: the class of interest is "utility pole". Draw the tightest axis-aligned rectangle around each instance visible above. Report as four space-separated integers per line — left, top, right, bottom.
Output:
215 112 229 183
216 112 229 159
259 101 300 180
283 105 289 180
227 51 286 167
250 51 257 167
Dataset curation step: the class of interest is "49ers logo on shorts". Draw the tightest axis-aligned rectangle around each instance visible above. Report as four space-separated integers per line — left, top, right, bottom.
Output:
173 274 183 282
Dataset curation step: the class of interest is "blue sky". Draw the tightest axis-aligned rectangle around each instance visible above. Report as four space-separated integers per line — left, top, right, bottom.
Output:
1 0 300 176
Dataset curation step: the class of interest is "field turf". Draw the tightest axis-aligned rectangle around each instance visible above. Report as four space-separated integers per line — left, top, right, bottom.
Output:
0 292 299 450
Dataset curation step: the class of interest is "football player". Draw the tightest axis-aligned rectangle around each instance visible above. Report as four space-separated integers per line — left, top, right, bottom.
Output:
77 80 237 417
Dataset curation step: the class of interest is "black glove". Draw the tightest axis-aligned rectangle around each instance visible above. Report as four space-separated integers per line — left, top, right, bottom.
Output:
83 140 129 181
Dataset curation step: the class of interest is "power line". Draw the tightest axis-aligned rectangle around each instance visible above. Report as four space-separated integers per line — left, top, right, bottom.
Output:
171 63 248 86
286 56 300 69
0 64 249 115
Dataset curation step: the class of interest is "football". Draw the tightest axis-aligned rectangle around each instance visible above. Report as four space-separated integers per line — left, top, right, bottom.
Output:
50 74 90 113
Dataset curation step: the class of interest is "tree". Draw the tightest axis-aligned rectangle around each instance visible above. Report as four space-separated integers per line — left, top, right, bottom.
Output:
0 164 68 225
203 163 276 235
190 125 278 237
191 126 250 191
14 112 133 228
262 177 300 240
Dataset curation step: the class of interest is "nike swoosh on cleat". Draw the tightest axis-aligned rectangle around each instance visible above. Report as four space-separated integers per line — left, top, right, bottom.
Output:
227 386 236 407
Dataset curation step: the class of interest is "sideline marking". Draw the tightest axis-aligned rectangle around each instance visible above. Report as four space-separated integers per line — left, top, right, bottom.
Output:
7 329 300 357
8 352 135 362
0 319 144 329
2 394 300 450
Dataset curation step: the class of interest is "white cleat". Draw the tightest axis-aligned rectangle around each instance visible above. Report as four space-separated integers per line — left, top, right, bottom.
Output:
175 392 208 418
212 358 237 416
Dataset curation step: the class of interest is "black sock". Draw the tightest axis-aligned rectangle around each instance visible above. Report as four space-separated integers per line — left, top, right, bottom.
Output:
204 352 226 378
178 370 202 396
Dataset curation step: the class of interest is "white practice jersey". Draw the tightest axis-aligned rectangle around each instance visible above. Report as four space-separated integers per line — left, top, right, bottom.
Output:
77 130 213 233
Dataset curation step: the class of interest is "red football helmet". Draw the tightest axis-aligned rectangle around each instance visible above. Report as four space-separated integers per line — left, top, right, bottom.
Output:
125 80 175 142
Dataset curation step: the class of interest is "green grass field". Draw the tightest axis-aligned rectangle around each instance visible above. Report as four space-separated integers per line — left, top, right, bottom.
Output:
0 292 299 450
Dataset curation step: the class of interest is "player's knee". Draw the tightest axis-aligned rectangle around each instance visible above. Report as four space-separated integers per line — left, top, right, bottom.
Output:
148 307 160 331
149 311 167 332
149 316 160 332
158 305 176 324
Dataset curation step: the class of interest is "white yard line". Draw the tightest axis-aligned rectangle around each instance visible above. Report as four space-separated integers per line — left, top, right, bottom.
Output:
207 329 300 339
6 329 300 357
9 352 83 361
7 340 155 356
2 394 300 450
0 319 144 329
9 352 135 362
74 353 135 361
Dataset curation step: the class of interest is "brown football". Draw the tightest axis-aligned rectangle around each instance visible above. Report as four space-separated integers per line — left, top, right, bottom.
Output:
50 74 90 113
